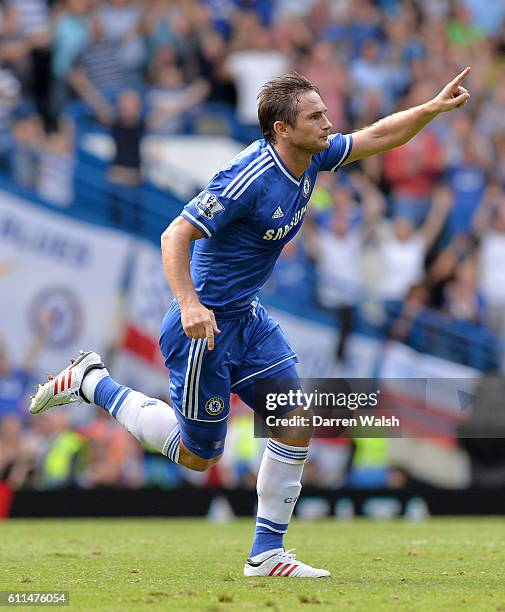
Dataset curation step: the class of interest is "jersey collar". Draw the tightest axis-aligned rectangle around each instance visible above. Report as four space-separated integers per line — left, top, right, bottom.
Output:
266 144 302 186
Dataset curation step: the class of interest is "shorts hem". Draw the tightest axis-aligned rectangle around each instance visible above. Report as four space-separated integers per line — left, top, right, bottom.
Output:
230 354 298 389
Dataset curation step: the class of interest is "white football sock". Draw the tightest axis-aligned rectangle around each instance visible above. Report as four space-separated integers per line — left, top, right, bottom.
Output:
81 367 109 402
82 369 180 462
251 439 308 560
115 391 180 462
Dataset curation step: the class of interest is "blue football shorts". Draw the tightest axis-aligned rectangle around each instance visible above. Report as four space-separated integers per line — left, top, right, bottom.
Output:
159 298 301 459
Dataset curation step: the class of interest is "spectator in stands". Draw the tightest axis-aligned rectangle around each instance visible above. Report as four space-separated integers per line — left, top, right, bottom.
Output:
442 255 483 324
426 233 475 311
8 110 74 203
305 189 364 363
375 184 453 302
8 113 41 187
387 281 430 344
35 118 75 206
305 173 386 360
97 0 145 85
298 41 349 133
350 38 403 119
49 0 90 129
476 75 505 143
79 81 208 229
37 411 87 489
463 0 505 37
446 2 483 48
0 66 21 167
68 14 125 98
304 439 352 488
87 88 144 229
142 0 195 64
445 129 490 240
0 414 37 489
0 5 31 97
7 0 51 39
274 12 312 61
476 185 505 337
7 0 52 128
382 82 444 226
79 407 144 488
188 30 236 108
224 19 290 142
146 48 209 135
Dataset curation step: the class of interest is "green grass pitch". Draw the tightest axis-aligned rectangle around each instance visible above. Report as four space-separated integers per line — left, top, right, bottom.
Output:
1 517 504 611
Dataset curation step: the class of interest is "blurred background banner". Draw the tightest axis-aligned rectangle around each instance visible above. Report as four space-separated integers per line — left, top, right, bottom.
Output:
112 239 172 398
0 190 130 374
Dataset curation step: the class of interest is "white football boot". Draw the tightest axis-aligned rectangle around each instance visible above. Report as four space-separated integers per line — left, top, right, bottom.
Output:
244 549 331 578
30 351 105 415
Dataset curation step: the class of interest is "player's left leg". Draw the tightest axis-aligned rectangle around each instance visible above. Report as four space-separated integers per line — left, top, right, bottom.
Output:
236 374 329 577
232 302 330 577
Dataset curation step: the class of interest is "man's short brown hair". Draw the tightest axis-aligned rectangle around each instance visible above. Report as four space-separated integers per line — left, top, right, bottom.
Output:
257 73 320 144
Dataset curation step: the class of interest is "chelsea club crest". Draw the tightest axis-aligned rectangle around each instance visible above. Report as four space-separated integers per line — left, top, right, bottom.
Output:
205 397 225 416
302 176 311 198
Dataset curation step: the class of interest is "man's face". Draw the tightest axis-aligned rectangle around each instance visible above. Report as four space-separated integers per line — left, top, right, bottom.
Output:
282 90 333 154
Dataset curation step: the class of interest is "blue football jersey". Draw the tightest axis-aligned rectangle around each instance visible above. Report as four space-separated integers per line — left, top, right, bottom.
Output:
181 134 353 308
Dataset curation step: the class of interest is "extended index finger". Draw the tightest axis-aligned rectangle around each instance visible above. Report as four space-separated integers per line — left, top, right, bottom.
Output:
205 322 215 351
451 66 471 86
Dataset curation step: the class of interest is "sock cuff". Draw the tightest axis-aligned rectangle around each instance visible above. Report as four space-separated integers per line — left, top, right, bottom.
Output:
81 368 110 403
266 439 308 464
163 425 181 463
256 516 289 533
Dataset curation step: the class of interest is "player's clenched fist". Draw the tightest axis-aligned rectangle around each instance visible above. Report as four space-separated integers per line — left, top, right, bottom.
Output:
180 301 221 350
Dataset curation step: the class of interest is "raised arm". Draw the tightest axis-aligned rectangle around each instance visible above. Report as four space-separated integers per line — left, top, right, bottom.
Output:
343 67 471 165
161 216 220 350
148 80 210 130
67 68 116 125
420 184 453 250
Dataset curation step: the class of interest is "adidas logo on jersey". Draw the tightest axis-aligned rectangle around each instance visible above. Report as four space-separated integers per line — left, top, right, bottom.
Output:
272 206 284 219
263 205 308 241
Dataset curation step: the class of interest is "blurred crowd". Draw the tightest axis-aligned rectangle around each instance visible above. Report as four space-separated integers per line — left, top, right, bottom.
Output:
1 0 505 340
3 0 505 491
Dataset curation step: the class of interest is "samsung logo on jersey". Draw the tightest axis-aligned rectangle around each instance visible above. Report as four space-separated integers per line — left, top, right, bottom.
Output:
262 205 307 241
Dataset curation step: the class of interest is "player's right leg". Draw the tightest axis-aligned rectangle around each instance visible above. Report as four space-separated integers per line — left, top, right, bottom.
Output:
29 350 186 461
30 301 234 472
30 350 222 471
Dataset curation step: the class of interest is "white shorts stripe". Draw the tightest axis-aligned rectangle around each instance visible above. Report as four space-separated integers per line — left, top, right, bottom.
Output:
226 156 272 199
182 339 197 417
192 339 207 419
230 354 297 389
330 134 351 172
221 151 269 197
232 162 275 200
187 339 204 418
